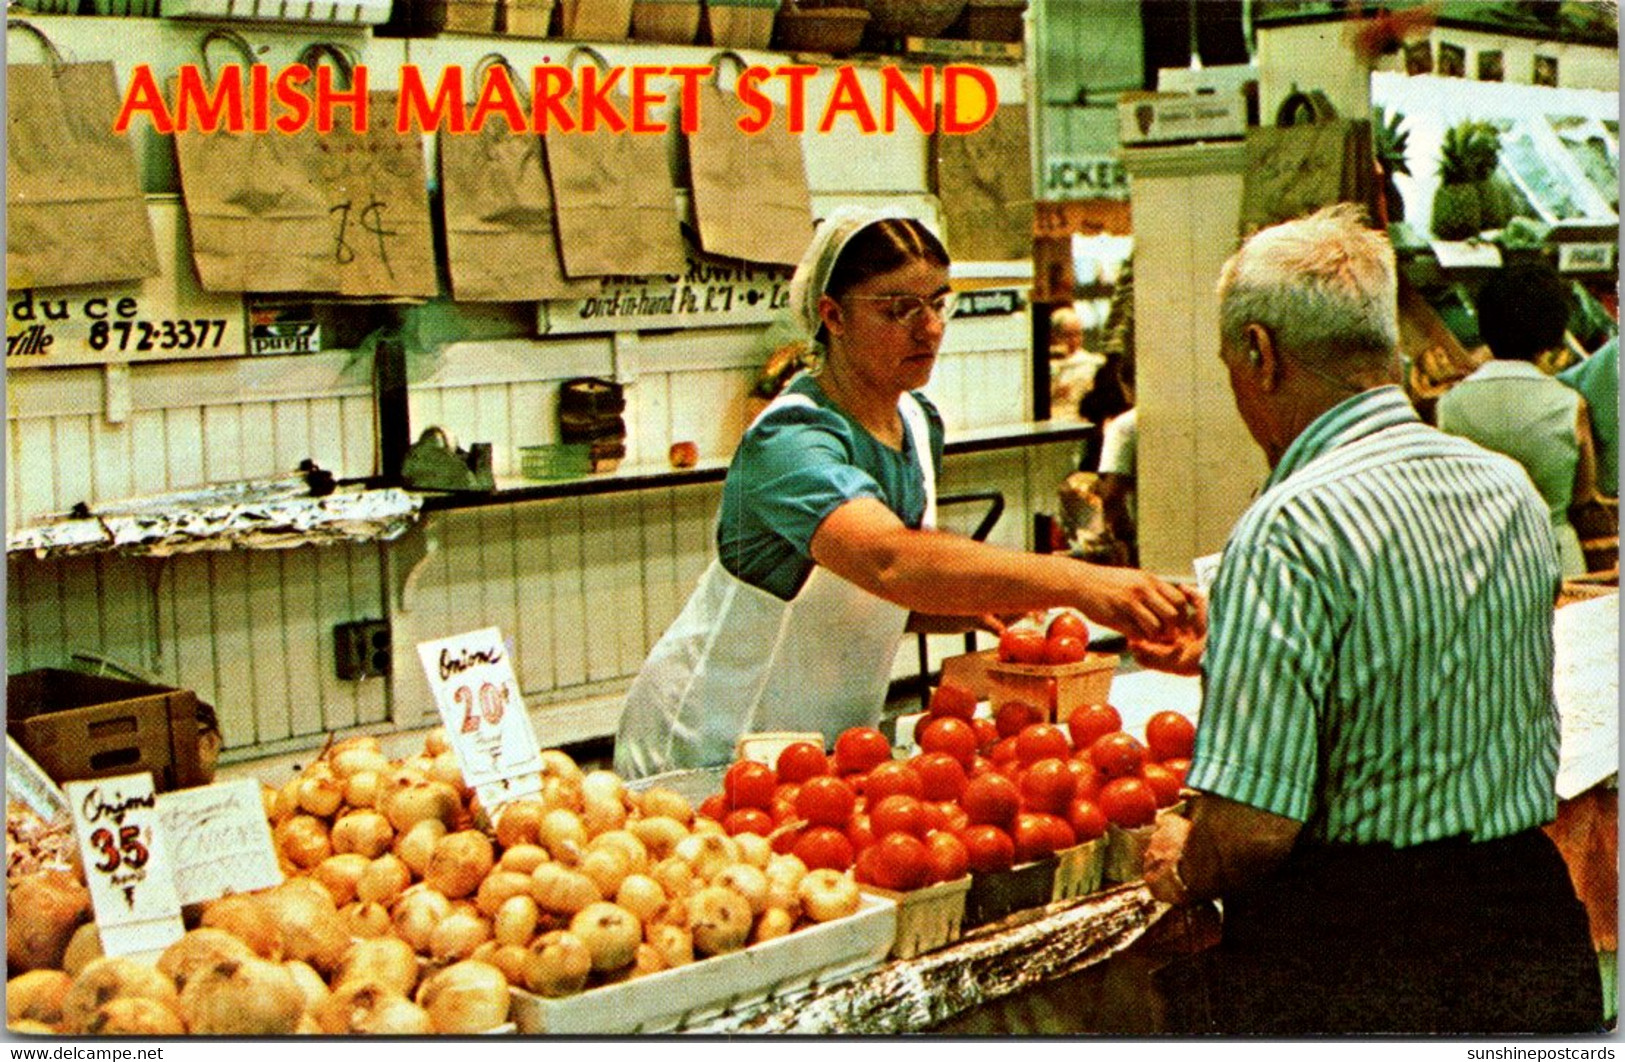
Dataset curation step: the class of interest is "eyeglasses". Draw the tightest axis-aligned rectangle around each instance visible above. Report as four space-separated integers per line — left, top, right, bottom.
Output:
843 292 956 327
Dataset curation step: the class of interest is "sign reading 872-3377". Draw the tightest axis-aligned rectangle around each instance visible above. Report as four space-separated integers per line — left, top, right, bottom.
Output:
417 628 543 807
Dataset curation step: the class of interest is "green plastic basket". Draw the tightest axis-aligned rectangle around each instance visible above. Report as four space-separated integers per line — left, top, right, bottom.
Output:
520 444 591 482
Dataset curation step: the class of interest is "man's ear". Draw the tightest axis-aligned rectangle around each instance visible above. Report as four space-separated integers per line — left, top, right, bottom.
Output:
817 294 844 339
1243 324 1281 391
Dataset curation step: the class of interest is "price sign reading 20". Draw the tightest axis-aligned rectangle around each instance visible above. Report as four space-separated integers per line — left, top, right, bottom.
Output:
454 681 510 734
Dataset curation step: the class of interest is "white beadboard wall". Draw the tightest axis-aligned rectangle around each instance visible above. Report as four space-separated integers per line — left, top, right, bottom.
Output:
6 40 1056 759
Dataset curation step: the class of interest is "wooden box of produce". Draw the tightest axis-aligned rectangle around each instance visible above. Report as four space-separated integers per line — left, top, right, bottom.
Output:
502 0 555 35
986 652 1118 723
861 874 971 958
508 892 896 1033
6 669 207 794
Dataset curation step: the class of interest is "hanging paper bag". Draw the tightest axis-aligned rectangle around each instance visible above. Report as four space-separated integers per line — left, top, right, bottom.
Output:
173 35 437 297
933 102 1033 262
6 20 159 289
544 45 685 279
685 52 813 267
439 55 593 302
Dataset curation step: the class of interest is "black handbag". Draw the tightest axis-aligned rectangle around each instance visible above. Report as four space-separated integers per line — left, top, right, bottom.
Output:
400 427 495 493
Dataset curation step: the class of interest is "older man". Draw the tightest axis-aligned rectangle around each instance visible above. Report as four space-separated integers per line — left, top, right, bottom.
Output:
1137 205 1602 1035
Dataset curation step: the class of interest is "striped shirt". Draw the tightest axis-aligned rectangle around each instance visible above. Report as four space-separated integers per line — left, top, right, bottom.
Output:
1189 386 1563 847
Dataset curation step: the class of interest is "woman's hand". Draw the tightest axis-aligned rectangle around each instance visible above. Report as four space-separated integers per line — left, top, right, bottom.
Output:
1072 564 1195 642
1128 588 1207 675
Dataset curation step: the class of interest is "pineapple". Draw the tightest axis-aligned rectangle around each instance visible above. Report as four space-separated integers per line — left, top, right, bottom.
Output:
1374 106 1411 221
1431 120 1505 240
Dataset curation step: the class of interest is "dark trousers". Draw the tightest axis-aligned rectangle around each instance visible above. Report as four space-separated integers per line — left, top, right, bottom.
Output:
1159 828 1605 1036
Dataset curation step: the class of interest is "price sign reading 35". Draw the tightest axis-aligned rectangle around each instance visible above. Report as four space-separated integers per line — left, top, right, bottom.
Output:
63 773 184 958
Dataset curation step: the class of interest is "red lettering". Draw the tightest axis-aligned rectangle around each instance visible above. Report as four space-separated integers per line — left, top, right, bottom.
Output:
250 64 270 133
776 65 817 135
578 66 628 133
470 64 526 133
667 65 710 134
274 65 313 134
629 66 668 133
174 64 244 133
819 65 876 134
397 64 462 134
530 66 575 133
942 65 997 134
316 63 368 134
735 67 773 134
880 65 933 133
113 64 172 134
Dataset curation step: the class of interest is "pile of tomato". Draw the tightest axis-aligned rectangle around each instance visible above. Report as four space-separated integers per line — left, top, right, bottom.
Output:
697 687 1198 895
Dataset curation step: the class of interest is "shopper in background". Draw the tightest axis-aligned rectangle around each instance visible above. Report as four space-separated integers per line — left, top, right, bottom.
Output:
1137 205 1601 1034
614 207 1201 780
1078 258 1135 470
1436 263 1600 577
1094 356 1138 567
1559 334 1619 499
1047 304 1099 421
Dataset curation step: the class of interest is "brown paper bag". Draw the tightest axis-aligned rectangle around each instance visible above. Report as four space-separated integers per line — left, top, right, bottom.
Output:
174 36 436 297
439 57 592 302
1239 119 1377 237
685 55 813 267
6 20 159 289
544 46 685 279
933 102 1033 262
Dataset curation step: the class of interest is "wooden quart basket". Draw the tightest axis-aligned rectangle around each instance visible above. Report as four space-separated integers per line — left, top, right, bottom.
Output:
986 652 1118 722
862 875 971 959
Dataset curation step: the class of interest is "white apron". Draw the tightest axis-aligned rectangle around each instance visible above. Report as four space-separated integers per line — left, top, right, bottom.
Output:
613 391 937 779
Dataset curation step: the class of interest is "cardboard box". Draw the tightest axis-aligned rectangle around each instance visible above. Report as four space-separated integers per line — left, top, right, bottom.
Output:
1118 90 1247 147
6 669 207 793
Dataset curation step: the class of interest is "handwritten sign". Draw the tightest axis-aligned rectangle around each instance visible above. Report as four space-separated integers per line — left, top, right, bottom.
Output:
418 627 543 814
538 238 794 336
156 779 282 906
6 201 245 368
64 773 183 958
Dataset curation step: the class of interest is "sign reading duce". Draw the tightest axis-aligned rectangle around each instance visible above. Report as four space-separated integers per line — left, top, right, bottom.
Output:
418 627 543 815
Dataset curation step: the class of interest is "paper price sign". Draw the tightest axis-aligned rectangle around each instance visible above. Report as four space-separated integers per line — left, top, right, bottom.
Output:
157 778 283 906
418 628 542 810
64 773 184 958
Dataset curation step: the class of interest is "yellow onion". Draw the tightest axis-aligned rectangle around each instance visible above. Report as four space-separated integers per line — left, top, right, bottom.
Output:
415 960 511 1034
751 907 796 944
674 833 739 881
645 923 694 969
635 787 693 824
474 870 534 918
589 830 650 874
391 886 453 953
329 740 390 780
311 852 371 907
430 910 493 964
733 832 772 869
538 809 588 864
296 771 344 818
498 843 549 875
60 958 179 1034
424 830 494 899
259 882 348 974
330 809 394 858
492 895 540 947
344 770 383 809
317 981 433 1036
393 818 446 877
273 815 332 870
530 862 601 915
60 922 103 977
6 870 90 973
7 970 72 1027
81 996 184 1037
494 800 545 849
714 864 770 915
521 931 591 997
198 893 282 961
334 936 418 996
339 901 393 939
356 853 412 907
569 902 641 973
577 846 631 900
538 749 584 784
178 956 304 1035
381 779 460 834
613 874 668 924
627 816 691 860
427 752 465 791
480 943 530 987
686 887 753 956
283 960 330 1013
796 868 861 923
423 727 451 757
157 928 256 989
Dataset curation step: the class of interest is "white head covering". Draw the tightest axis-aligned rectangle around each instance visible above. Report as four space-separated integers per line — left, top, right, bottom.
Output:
788 204 927 341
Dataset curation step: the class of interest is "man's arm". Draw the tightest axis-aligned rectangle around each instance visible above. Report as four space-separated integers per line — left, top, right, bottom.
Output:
1144 793 1302 905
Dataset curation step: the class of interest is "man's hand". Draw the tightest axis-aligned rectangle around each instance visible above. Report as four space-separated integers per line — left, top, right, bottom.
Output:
1074 565 1194 642
1144 812 1194 905
1128 587 1207 675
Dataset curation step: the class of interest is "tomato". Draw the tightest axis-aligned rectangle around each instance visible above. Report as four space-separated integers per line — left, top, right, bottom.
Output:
989 736 1020 765
961 773 1021 829
1066 702 1123 751
846 811 876 853
722 760 777 811
1161 758 1191 787
1140 762 1183 807
971 716 1001 751
967 755 998 779
793 825 855 871
1043 633 1089 666
1064 756 1103 802
995 700 1043 739
698 792 728 824
1041 813 1077 852
869 832 932 891
834 727 892 774
933 800 970 834
771 823 804 854
998 627 1048 665
1089 731 1148 779
722 807 774 838
1013 812 1060 863
865 760 926 805
1146 710 1197 763
795 775 857 828
911 751 969 802
1065 797 1109 842
960 824 1016 873
917 799 949 834
870 794 929 839
924 830 970 884
1018 757 1077 814
928 682 979 722
916 716 978 768
1015 723 1072 766
776 741 831 783
769 795 800 825
773 781 801 805
996 758 1024 783
1047 610 1089 643
1097 777 1158 828
853 843 882 886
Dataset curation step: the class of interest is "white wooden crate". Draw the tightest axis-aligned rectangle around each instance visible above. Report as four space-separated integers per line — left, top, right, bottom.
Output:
161 0 392 23
508 893 897 1034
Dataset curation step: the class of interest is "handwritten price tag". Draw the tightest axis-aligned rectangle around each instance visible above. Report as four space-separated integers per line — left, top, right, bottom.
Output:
418 627 542 814
64 773 184 959
157 778 282 906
